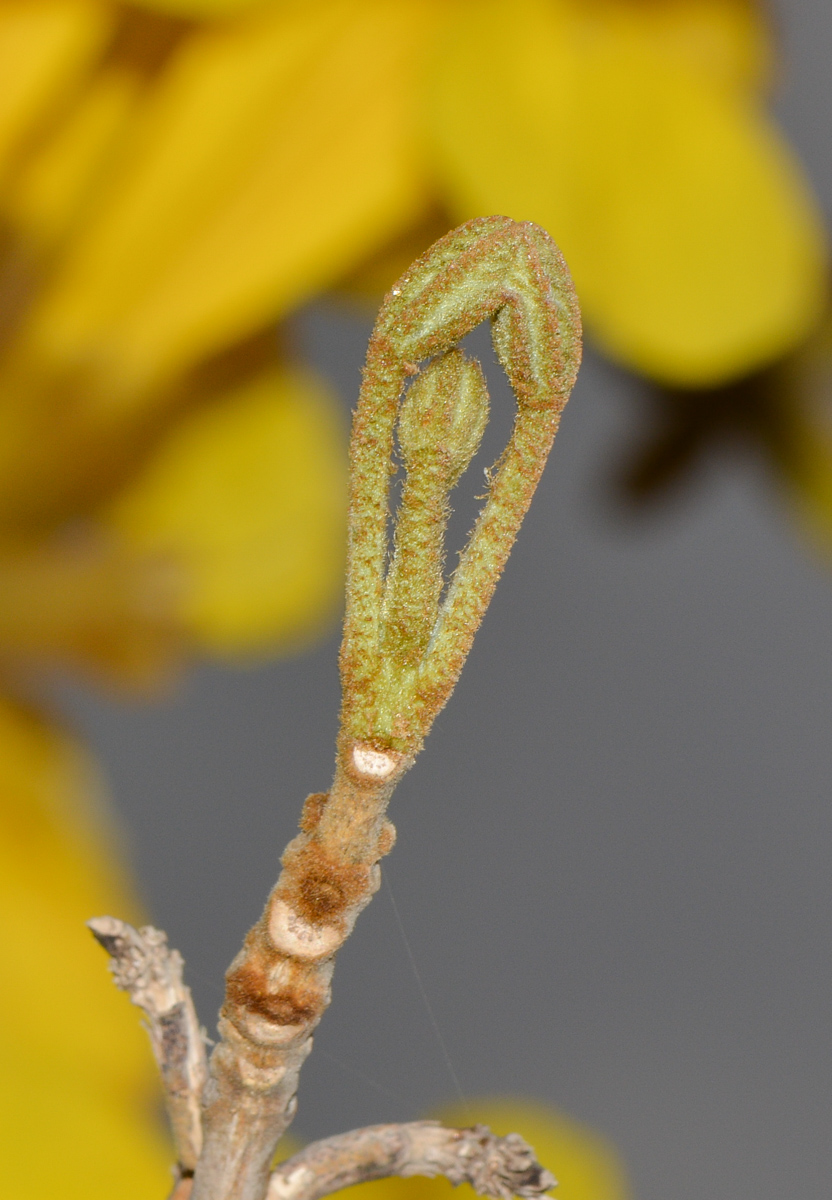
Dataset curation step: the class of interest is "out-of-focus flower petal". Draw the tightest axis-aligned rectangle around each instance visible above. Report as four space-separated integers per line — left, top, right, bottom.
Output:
336 206 453 307
335 1099 629 1200
624 0 771 94
0 1 112 174
129 0 278 17
427 0 827 386
0 533 184 687
106 364 347 654
791 435 832 546
6 66 140 245
0 696 172 1198
768 319 832 547
25 0 435 400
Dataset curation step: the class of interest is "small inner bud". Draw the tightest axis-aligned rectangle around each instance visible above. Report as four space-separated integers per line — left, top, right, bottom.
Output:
398 349 489 485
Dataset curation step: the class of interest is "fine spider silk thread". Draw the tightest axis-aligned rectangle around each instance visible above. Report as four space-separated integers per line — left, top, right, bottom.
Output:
316 1048 402 1102
384 875 473 1122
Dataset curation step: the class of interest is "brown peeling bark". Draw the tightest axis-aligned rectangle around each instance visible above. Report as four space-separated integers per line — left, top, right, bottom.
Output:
190 740 412 1200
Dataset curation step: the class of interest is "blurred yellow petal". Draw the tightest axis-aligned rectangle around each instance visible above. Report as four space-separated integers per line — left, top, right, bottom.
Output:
623 0 771 94
0 0 112 175
0 696 171 1198
427 0 827 386
130 0 279 16
336 206 453 307
337 1100 629 1200
770 319 832 548
6 66 140 245
26 0 435 402
789 440 832 542
0 533 184 688
106 364 347 654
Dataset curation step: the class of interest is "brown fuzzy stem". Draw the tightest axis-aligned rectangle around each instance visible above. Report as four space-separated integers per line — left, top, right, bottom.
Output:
190 739 411 1200
267 1122 556 1200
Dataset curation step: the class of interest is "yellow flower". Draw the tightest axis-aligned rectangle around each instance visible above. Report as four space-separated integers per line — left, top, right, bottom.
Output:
0 8 355 1193
428 0 826 384
0 0 822 1191
2 0 822 397
0 697 173 1197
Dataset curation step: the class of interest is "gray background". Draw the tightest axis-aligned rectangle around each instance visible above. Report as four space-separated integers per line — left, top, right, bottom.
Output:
57 3 832 1198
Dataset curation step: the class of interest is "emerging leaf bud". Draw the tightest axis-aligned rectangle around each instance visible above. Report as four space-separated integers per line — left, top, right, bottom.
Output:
398 350 489 486
340 216 581 754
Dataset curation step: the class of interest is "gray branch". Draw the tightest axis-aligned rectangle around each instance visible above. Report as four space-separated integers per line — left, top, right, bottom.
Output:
267 1121 556 1200
88 916 207 1175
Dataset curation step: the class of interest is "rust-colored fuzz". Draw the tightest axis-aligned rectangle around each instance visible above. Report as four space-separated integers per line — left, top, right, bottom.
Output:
224 943 325 1028
279 839 370 926
298 871 345 921
377 820 396 857
299 792 329 833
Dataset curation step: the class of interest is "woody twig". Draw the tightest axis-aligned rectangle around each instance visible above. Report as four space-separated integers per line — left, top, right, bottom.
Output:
267 1121 556 1200
87 916 207 1186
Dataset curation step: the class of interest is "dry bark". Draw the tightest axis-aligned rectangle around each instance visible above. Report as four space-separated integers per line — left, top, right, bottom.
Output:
267 1121 556 1200
87 916 207 1177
